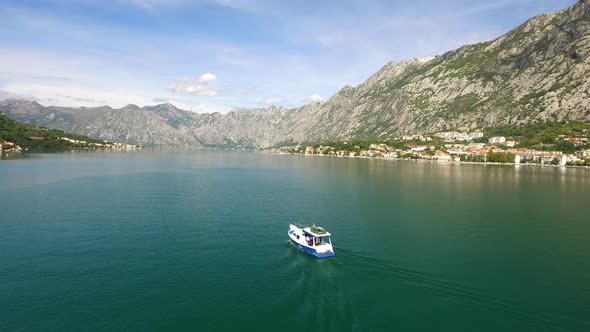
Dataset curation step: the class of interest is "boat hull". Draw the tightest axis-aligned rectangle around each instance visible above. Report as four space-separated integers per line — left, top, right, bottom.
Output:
290 239 336 258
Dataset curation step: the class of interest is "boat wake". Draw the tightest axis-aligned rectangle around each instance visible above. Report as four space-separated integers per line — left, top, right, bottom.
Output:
280 241 573 331
334 248 572 332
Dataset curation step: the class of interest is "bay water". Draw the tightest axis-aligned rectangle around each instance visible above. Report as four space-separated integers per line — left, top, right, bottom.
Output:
1 151 589 331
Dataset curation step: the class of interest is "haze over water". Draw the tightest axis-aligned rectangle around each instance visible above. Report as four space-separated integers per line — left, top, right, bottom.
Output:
1 151 589 331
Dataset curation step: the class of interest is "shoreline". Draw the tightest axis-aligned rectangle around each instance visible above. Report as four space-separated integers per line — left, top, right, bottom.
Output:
4 148 589 170
272 152 590 170
1 147 143 159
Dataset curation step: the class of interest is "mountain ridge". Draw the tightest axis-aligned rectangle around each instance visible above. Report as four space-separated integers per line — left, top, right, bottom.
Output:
1 0 589 148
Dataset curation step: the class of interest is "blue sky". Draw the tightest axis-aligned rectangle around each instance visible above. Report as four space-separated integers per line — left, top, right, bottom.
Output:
0 0 575 112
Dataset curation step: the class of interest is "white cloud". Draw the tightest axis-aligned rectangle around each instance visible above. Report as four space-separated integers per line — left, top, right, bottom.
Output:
303 94 324 103
167 73 218 97
169 84 217 96
186 85 217 96
198 72 217 84
256 97 282 105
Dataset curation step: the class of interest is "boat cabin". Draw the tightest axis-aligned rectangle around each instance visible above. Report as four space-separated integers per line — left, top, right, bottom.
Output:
302 226 332 247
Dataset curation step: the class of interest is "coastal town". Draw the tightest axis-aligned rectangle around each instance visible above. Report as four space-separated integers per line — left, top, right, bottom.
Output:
0 140 22 153
272 130 590 167
0 137 141 155
58 137 141 150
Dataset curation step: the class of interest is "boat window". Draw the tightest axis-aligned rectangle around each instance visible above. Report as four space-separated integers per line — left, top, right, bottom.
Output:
314 236 331 245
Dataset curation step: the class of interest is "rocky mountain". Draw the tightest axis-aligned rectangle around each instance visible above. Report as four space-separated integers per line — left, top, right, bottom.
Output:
0 100 206 147
1 0 590 148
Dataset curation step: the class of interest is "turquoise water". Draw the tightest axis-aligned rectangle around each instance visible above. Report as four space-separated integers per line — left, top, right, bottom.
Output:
1 151 589 331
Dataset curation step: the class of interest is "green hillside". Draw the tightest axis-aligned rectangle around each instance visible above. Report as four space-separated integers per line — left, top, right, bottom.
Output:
0 113 109 149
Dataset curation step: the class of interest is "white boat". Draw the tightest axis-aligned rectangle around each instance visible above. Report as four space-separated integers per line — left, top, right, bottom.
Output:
288 224 335 258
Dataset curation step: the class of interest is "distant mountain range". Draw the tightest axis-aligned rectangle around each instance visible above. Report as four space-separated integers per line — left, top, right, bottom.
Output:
1 0 590 148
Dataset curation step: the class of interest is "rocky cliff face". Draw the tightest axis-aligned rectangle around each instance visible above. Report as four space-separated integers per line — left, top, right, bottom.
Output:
2 1 590 147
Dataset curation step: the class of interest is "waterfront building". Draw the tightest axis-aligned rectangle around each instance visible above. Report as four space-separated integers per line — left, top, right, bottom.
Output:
488 136 506 144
